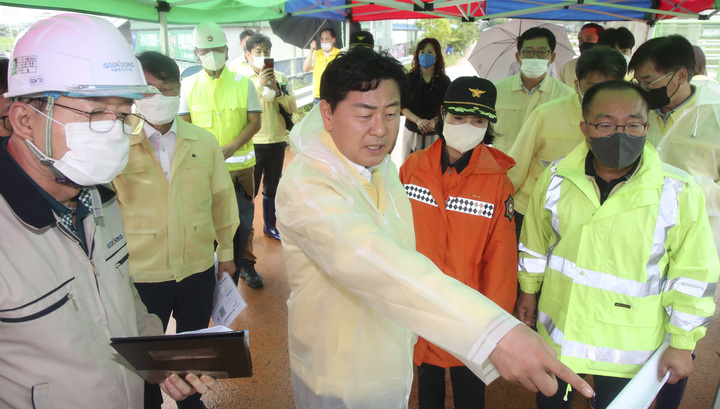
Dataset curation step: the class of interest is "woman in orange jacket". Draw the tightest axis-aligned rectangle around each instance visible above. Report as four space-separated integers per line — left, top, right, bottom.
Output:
399 76 518 409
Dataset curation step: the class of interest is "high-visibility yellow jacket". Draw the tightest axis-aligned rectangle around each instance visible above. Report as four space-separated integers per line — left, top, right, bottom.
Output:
276 107 520 408
311 47 341 99
181 68 255 171
507 93 585 215
113 118 239 283
519 141 719 378
492 72 574 154
650 81 720 258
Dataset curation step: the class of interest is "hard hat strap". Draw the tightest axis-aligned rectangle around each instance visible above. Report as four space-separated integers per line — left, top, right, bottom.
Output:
44 94 56 159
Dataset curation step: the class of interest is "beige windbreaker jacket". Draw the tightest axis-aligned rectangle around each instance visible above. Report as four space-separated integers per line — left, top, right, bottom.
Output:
276 107 521 409
0 140 163 408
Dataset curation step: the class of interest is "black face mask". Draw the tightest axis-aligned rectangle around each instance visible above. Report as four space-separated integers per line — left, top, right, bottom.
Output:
588 132 646 169
643 86 671 110
642 70 680 110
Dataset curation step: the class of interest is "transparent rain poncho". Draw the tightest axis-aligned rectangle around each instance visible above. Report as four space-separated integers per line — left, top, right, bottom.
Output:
276 106 521 409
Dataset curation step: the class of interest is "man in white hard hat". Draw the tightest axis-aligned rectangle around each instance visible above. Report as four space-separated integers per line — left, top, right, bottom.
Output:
180 21 265 289
0 13 217 408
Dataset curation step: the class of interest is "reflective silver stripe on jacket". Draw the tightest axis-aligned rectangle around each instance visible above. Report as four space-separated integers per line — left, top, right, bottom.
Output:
667 309 713 331
226 150 256 163
538 311 654 365
518 243 547 274
544 163 564 256
664 276 718 299
544 175 681 297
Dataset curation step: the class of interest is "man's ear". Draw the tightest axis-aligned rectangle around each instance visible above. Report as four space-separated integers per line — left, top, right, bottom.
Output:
515 51 521 64
319 100 333 131
676 67 689 85
8 101 38 142
549 52 556 64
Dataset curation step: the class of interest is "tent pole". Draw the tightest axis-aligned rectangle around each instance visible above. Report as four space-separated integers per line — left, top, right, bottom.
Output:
159 10 169 56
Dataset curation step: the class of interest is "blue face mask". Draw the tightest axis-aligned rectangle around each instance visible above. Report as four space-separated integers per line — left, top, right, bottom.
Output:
419 53 436 69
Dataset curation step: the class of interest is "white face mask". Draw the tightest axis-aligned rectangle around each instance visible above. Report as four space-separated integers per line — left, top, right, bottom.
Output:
443 122 487 153
29 106 130 186
520 58 549 79
199 51 226 71
250 55 265 70
135 94 179 125
321 42 333 52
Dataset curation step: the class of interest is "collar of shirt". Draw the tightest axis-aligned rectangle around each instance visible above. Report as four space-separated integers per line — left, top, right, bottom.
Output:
521 74 547 96
440 139 474 174
0 137 115 229
346 158 376 183
144 119 177 141
584 149 641 204
655 85 697 125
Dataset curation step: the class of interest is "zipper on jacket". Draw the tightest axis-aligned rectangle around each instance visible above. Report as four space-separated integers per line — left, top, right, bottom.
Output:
69 293 79 311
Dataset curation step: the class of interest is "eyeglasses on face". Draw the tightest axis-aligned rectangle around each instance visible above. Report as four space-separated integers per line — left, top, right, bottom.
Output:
584 121 648 137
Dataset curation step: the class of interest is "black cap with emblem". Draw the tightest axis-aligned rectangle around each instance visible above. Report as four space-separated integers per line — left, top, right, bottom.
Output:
443 76 497 123
349 31 374 48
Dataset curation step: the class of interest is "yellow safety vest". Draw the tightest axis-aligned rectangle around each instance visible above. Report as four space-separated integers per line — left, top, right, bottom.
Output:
183 68 255 171
312 48 341 99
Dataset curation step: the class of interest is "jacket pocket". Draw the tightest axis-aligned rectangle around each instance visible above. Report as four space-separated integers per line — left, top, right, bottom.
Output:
32 383 52 409
189 105 213 128
0 278 76 323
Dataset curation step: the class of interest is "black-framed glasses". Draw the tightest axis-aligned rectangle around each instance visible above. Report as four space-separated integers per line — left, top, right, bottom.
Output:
520 49 551 59
631 69 677 91
0 115 9 132
584 121 648 137
53 102 146 135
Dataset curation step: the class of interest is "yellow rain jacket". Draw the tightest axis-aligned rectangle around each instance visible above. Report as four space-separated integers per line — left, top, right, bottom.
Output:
493 72 574 153
649 81 720 257
519 141 719 378
276 107 521 409
508 93 585 215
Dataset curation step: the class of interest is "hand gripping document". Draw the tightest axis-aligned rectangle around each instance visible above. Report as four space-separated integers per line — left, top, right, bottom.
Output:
110 326 252 383
606 340 671 409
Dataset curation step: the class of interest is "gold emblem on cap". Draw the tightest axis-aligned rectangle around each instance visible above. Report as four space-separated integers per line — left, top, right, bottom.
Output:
469 88 485 98
357 36 365 40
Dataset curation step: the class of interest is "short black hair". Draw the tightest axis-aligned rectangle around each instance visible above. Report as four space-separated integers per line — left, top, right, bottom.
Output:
0 58 8 93
517 27 556 52
581 80 648 118
576 46 627 82
240 29 255 42
320 27 336 39
581 23 605 37
628 35 695 80
320 47 406 112
136 51 180 84
245 33 272 53
597 27 635 50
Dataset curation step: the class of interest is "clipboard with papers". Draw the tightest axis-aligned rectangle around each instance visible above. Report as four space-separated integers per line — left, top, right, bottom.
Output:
110 326 252 383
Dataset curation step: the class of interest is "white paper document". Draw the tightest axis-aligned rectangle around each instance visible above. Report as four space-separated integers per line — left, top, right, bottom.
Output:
211 272 247 327
606 339 671 409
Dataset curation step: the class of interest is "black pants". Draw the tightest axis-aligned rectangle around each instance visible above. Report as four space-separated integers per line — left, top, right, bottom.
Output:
418 363 486 409
253 142 286 198
137 266 216 409
537 374 688 409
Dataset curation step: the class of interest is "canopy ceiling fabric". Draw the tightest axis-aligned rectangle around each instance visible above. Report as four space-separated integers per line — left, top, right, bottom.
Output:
0 0 287 24
0 0 716 24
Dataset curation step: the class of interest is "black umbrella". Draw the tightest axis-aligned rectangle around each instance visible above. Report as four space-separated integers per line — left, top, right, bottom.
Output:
269 16 357 49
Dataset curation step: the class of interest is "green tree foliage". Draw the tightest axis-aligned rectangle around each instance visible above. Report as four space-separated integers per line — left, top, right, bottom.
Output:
415 19 481 54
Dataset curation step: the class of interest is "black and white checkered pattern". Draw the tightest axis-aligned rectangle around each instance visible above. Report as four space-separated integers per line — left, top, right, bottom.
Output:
405 184 494 218
446 196 494 218
404 184 438 207
58 189 92 231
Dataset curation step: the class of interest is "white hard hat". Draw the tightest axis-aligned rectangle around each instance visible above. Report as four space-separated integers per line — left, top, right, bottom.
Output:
193 21 228 49
5 13 157 100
